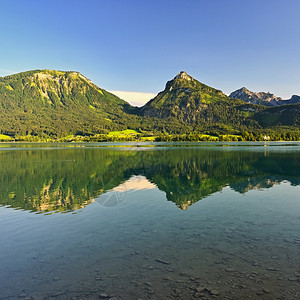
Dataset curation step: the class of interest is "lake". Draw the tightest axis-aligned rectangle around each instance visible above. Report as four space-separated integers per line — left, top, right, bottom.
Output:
0 142 299 299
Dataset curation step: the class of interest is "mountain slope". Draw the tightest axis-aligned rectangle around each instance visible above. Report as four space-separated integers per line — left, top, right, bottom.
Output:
230 87 300 106
254 104 300 127
287 95 300 105
0 70 137 137
140 71 260 130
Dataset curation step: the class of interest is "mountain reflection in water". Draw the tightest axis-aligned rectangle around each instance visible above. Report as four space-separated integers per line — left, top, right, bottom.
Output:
0 145 299 213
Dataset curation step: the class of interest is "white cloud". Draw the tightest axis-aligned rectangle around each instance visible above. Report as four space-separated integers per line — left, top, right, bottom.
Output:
109 90 156 107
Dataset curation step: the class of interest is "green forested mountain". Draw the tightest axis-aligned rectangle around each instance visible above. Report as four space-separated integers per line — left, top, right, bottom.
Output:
254 104 300 127
0 70 139 137
0 69 299 140
139 71 300 137
139 71 261 130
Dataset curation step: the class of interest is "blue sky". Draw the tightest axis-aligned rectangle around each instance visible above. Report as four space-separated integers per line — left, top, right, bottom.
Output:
1 0 300 105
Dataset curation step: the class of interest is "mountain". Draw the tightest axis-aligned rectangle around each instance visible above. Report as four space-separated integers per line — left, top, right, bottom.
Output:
0 69 299 139
254 103 300 127
229 87 300 106
288 95 300 104
140 71 259 130
0 70 137 137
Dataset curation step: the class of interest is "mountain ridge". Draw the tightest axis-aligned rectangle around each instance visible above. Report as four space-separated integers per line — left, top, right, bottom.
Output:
0 69 299 140
229 87 300 106
139 71 262 132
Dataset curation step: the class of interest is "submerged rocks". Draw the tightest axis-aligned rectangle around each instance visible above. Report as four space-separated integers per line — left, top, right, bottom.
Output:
211 289 220 295
155 259 170 265
195 287 206 293
193 286 220 297
52 277 60 281
225 267 235 272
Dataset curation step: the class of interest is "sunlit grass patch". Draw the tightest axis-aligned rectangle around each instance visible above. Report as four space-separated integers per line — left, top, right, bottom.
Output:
0 134 13 141
108 129 140 136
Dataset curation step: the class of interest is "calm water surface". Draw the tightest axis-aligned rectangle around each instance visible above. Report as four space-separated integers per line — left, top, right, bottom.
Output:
0 142 299 299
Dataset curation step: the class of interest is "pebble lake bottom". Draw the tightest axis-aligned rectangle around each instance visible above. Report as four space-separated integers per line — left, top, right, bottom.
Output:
0 142 299 299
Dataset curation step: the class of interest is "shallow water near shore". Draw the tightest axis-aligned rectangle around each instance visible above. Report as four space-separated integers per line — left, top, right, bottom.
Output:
0 142 299 299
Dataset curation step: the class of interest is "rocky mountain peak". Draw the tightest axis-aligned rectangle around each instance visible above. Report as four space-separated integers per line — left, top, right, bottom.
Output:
174 71 192 81
228 87 300 107
241 87 250 93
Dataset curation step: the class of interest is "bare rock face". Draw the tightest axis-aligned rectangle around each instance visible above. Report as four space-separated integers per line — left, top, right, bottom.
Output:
230 87 300 106
174 71 192 81
229 87 282 106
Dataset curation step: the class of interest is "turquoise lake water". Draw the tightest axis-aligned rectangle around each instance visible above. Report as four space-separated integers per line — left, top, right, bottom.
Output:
0 142 299 299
